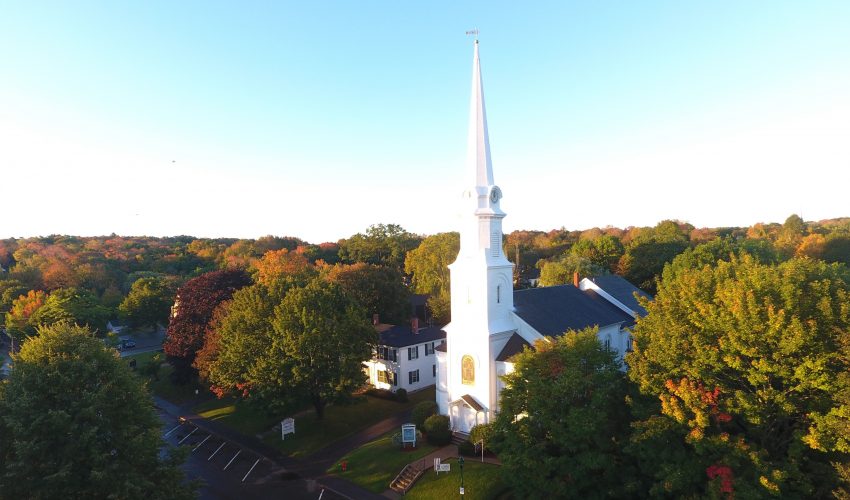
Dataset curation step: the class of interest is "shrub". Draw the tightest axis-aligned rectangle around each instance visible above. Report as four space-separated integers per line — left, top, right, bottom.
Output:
469 423 495 452
412 400 438 428
395 388 408 402
458 439 475 456
366 388 395 400
423 414 452 446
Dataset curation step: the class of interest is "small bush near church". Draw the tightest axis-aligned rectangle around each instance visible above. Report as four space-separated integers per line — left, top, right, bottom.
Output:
395 388 408 402
412 400 438 428
423 415 451 446
469 423 495 453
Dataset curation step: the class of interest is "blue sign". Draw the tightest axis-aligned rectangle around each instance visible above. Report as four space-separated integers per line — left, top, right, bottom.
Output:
401 423 416 446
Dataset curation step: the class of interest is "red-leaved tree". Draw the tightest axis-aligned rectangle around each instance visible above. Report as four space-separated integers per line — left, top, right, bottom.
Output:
163 269 251 384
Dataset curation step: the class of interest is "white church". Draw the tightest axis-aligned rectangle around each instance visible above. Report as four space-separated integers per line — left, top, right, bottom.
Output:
434 40 651 434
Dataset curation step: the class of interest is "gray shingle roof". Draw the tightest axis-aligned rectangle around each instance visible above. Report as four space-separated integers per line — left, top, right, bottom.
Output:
513 285 633 336
589 275 652 316
378 325 446 348
496 333 531 362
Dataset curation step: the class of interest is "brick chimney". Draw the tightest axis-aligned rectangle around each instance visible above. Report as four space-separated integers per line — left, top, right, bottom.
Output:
573 272 580 288
372 313 380 325
411 317 419 334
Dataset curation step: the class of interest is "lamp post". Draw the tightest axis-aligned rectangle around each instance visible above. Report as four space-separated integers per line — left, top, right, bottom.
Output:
459 456 465 496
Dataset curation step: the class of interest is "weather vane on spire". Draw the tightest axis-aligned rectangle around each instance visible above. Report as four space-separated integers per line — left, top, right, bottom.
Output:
465 29 479 41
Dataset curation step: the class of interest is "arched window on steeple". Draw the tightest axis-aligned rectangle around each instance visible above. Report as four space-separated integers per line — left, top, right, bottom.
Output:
462 355 475 385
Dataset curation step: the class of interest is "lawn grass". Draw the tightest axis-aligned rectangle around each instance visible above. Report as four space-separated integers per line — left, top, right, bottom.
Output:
326 431 438 493
406 458 508 500
262 387 436 458
193 397 282 436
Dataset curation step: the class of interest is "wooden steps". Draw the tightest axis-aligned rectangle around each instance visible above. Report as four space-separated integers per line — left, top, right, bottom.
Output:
389 462 424 494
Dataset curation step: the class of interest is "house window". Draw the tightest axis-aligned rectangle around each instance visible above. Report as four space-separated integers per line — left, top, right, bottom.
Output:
392 371 398 386
626 335 633 352
497 285 501 304
425 342 434 356
604 336 612 351
433 364 436 377
378 370 389 384
378 346 398 362
409 370 420 384
462 355 475 385
408 346 419 360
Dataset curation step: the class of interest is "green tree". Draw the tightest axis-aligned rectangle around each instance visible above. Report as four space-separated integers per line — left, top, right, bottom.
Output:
404 232 459 324
29 287 110 333
617 221 691 293
491 329 633 499
538 254 607 287
323 262 410 324
627 255 850 498
119 276 175 329
195 282 285 407
205 279 376 419
0 279 27 316
570 234 624 272
271 279 376 418
339 223 421 270
0 322 194 499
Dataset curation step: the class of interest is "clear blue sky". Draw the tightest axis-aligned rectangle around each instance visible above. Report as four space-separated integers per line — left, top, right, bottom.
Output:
2 2 848 243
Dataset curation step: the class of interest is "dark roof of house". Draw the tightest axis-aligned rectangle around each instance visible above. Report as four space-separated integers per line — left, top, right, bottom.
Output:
513 285 633 336
589 275 652 316
496 333 531 362
378 324 446 348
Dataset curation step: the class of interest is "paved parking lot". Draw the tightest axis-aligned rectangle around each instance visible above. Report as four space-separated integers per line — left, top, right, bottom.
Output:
158 411 345 500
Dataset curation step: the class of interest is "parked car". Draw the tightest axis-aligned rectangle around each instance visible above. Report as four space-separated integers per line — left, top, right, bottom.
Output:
120 338 136 349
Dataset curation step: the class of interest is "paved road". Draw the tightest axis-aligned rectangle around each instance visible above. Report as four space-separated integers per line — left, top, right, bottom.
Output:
155 395 385 500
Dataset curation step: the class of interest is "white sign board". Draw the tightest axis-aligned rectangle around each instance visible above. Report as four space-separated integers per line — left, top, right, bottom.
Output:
281 418 295 440
401 423 416 447
460 487 465 495
439 464 451 472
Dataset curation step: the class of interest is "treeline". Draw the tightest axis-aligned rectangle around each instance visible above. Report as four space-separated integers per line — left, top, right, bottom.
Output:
2 217 849 346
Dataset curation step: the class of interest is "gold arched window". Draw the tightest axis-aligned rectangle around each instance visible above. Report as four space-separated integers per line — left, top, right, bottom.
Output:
461 355 475 385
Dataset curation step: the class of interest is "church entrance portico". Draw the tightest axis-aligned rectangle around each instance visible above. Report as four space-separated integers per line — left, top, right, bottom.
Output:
449 395 486 433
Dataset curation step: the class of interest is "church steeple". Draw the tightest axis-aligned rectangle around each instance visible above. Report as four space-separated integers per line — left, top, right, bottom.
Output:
467 40 494 188
459 39 506 258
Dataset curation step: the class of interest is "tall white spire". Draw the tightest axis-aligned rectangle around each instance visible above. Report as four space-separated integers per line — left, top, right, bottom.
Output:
467 40 494 188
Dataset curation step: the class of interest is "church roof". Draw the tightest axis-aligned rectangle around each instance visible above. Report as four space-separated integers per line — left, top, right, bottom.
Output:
588 275 652 316
496 333 531 362
513 285 633 336
377 324 446 348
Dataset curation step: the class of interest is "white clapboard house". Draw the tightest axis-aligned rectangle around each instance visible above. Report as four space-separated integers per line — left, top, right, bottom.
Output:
364 317 446 394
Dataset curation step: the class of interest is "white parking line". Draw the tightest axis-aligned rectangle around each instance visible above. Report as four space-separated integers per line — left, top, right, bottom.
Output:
164 424 181 438
192 435 211 452
177 427 198 444
242 458 260 483
223 450 241 470
208 442 226 461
